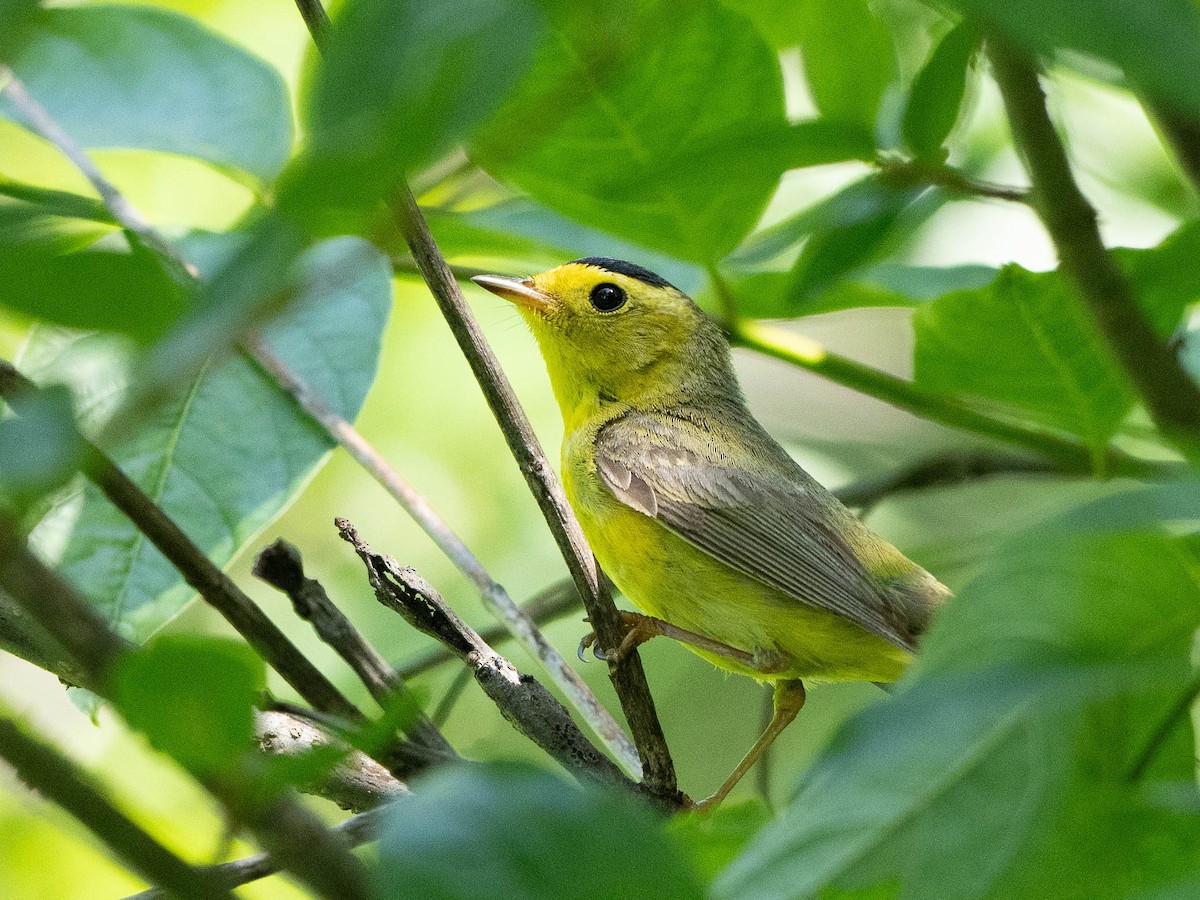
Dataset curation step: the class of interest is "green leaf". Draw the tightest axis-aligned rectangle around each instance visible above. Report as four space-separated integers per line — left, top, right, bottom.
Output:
718 0 807 49
0 385 82 510
374 763 706 899
1116 220 1200 335
668 801 771 883
288 0 541 220
902 22 978 160
24 236 392 643
913 265 1132 454
0 6 292 183
789 184 938 301
947 0 1200 120
718 669 1200 900
113 636 264 776
472 0 786 262
795 0 896 130
0 0 37 59
717 513 1200 900
0 201 186 342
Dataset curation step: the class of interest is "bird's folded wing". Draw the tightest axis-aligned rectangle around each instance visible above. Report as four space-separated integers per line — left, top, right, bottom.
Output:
594 413 915 651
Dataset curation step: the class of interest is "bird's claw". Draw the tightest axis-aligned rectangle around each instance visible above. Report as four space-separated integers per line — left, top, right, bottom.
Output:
577 631 606 662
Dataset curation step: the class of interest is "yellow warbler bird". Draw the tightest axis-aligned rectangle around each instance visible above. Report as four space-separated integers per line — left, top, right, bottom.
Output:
474 258 950 808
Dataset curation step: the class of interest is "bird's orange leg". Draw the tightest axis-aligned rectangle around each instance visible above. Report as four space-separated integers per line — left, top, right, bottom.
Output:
691 679 806 814
579 610 787 672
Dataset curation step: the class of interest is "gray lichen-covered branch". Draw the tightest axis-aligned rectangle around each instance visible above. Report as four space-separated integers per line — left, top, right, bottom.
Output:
335 518 637 794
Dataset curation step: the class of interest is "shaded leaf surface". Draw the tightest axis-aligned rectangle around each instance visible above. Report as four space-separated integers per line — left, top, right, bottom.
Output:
24 237 391 642
374 763 706 900
472 0 786 262
717 497 1200 900
0 5 292 183
290 0 541 219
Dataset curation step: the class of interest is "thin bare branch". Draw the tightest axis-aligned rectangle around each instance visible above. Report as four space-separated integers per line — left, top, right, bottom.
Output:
398 577 583 679
335 518 640 795
388 185 678 798
288 0 677 799
252 538 455 761
0 66 196 286
254 710 410 812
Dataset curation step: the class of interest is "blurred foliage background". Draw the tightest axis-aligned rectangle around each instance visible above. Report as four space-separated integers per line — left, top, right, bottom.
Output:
0 0 1198 897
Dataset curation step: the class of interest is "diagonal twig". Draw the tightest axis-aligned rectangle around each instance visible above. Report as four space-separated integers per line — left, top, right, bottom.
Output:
397 577 583 679
252 538 455 761
335 518 638 795
988 41 1200 461
245 336 641 776
388 185 678 798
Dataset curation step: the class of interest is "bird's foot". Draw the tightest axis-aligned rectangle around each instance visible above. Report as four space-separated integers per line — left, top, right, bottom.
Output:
577 610 664 664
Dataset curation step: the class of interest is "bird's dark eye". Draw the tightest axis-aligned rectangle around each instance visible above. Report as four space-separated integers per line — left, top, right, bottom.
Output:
589 282 626 312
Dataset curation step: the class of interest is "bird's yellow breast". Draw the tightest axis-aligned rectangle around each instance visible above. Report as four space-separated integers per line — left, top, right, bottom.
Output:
562 433 910 684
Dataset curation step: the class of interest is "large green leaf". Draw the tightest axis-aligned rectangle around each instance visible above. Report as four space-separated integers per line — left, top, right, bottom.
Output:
374 763 706 899
0 5 292 184
288 0 541 219
914 265 1132 454
23 237 391 643
947 0 1200 119
472 0 786 262
717 499 1200 900
795 0 896 131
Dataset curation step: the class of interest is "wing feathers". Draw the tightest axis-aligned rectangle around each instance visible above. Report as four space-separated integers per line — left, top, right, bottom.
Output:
594 412 916 651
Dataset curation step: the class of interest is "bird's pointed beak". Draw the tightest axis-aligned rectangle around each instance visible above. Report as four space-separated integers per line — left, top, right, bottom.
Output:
471 274 554 314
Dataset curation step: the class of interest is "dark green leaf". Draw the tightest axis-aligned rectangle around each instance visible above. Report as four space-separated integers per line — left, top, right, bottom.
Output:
0 6 292 183
902 22 979 160
113 636 263 776
24 236 392 643
0 198 185 341
374 763 705 899
472 0 786 262
668 801 771 882
789 185 938 301
913 265 1132 454
0 385 82 509
947 0 1200 119
1115 220 1200 335
795 0 896 130
0 0 37 58
288 0 541 220
733 175 929 269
